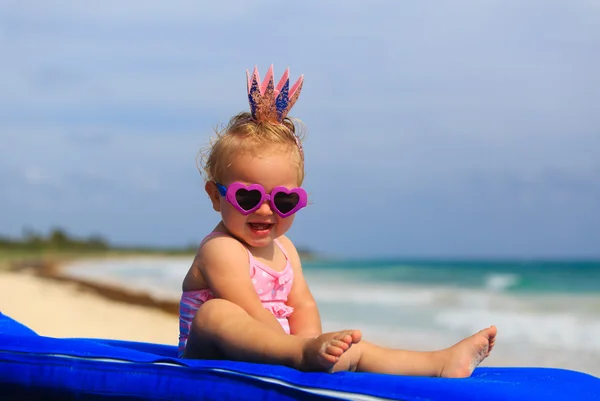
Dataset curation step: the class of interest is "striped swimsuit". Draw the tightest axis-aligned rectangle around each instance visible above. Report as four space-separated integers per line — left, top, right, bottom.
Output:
178 233 295 357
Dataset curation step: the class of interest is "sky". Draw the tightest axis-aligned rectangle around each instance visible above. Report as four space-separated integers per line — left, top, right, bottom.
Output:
1 0 599 259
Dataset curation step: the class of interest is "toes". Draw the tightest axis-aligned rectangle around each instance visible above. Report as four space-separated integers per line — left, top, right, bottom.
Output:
325 338 353 357
475 325 497 343
350 330 362 344
320 351 339 364
334 331 353 344
488 334 496 349
330 339 350 351
336 330 362 345
325 344 345 357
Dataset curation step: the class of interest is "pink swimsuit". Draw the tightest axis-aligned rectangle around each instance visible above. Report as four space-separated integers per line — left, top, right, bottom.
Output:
178 233 295 357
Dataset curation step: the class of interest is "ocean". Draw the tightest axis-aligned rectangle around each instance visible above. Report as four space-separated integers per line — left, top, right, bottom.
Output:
64 257 600 377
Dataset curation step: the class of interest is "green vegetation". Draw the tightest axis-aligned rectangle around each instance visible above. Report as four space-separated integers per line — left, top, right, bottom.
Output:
2 228 109 252
0 227 196 271
0 227 197 253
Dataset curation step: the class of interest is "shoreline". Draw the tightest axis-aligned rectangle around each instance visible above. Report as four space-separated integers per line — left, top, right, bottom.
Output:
9 256 182 316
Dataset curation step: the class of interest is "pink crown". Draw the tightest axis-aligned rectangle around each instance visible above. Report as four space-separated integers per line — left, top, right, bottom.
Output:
246 65 304 123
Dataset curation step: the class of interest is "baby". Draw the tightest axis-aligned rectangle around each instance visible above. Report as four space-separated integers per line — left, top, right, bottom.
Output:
179 66 496 376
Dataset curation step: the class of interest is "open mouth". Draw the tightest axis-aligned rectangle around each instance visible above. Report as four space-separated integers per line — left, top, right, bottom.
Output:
248 223 274 232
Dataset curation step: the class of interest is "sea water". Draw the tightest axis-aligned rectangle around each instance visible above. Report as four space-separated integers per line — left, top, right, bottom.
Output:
64 258 600 377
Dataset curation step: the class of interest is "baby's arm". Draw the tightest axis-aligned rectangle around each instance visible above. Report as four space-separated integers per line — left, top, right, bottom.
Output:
198 236 286 333
278 236 323 338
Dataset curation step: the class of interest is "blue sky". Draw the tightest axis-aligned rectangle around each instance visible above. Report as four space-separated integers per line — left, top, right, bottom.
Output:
1 1 598 258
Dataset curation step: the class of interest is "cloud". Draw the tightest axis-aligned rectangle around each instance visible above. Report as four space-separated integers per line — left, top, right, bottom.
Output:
0 0 599 256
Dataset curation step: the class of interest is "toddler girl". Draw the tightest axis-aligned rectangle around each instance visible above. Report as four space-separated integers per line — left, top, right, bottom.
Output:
179 66 497 376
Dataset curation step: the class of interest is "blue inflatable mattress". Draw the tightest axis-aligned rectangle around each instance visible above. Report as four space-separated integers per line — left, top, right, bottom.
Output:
0 312 598 400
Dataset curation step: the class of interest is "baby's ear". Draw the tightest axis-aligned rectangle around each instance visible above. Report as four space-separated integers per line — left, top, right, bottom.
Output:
205 181 221 212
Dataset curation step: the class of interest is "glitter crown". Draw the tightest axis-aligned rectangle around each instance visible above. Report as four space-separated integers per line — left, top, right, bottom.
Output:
246 65 304 124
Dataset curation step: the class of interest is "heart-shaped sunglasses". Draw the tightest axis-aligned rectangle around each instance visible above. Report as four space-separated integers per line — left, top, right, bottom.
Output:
215 182 307 218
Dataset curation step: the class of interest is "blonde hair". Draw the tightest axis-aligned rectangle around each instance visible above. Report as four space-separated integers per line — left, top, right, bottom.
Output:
198 112 305 184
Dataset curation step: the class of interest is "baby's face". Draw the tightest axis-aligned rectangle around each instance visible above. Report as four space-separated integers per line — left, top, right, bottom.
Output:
218 148 303 249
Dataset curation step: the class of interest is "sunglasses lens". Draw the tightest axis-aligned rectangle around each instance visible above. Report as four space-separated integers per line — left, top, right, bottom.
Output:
274 192 300 214
235 189 262 211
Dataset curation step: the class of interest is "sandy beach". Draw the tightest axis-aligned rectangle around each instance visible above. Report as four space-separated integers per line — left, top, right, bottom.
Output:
0 271 179 345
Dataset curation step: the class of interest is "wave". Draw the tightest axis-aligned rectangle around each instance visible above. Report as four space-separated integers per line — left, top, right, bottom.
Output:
484 273 520 291
435 308 600 351
305 259 600 294
63 257 189 299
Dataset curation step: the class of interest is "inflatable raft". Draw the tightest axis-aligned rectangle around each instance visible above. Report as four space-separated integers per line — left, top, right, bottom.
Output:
1 312 598 400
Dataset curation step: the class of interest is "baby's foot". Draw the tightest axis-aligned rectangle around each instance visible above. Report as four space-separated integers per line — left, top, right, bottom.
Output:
299 330 362 372
439 325 497 378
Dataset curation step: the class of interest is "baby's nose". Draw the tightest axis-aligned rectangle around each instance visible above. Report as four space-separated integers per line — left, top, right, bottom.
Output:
255 200 274 216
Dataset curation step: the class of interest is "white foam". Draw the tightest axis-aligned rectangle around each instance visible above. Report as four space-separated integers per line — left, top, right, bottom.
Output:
63 257 189 299
310 282 437 307
484 273 520 292
435 308 600 351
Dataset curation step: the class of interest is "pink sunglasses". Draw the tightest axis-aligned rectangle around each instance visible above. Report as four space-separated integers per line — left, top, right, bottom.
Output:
216 182 307 218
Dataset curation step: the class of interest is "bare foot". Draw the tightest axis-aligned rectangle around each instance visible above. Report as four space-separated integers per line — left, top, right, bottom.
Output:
299 330 362 372
439 325 497 378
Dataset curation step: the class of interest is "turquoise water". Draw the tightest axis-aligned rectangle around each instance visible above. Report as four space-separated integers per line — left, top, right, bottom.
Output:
303 259 600 294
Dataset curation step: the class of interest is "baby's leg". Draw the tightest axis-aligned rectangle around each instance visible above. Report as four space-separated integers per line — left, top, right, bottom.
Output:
334 326 497 377
183 299 361 372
